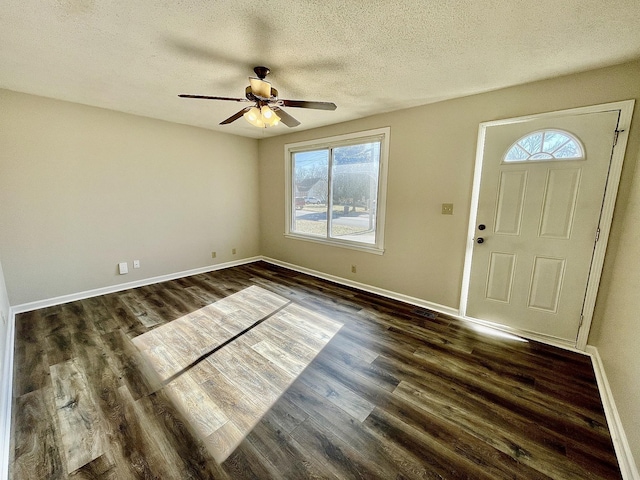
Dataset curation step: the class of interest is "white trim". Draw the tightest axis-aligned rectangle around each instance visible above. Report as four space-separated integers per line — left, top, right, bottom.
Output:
11 257 262 314
0 307 15 480
576 100 635 349
284 127 390 254
282 233 385 255
3 257 633 478
461 313 583 351
261 256 459 317
459 121 487 318
503 129 585 163
460 100 635 349
586 346 640 480
262 257 589 352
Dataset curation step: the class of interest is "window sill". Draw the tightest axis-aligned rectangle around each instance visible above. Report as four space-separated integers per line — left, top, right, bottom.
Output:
283 233 385 255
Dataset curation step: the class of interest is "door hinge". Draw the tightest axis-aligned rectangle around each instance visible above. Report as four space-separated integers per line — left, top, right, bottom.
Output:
613 129 625 147
579 314 584 328
595 227 600 243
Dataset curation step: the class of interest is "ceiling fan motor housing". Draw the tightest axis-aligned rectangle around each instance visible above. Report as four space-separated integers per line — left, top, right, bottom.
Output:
245 86 278 103
253 66 270 79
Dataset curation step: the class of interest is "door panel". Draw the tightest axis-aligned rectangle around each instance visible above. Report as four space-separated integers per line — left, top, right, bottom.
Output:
527 256 565 312
466 110 619 342
494 171 527 235
485 252 516 303
538 168 581 239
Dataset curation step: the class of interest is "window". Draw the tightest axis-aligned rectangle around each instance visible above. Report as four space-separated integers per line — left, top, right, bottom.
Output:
285 128 389 254
504 129 584 162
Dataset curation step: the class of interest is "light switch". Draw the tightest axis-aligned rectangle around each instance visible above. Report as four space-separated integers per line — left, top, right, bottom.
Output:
118 262 128 275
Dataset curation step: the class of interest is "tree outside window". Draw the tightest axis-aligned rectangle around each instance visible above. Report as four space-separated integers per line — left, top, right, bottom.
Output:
286 128 389 253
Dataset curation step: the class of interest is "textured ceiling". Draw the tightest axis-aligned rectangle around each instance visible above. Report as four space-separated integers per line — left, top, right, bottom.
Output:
1 0 639 139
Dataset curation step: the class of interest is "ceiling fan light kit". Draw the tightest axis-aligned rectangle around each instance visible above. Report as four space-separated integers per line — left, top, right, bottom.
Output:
243 105 280 128
179 66 336 129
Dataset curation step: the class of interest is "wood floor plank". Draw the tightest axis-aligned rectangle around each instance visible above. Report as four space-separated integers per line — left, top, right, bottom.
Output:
231 339 295 391
10 261 621 479
298 365 375 422
49 359 106 473
118 291 165 328
79 297 120 335
205 421 246 464
137 390 231 479
284 381 430 480
209 346 283 408
163 370 229 439
289 415 401 480
101 328 161 399
11 388 67 480
246 419 342 480
194 364 269 433
251 338 309 376
393 380 593 479
259 394 309 436
364 406 508 480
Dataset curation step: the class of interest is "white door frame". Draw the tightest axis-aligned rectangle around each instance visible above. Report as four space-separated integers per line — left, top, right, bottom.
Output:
460 100 635 350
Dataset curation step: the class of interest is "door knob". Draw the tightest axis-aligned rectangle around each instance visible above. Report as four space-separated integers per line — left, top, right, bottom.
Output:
476 237 484 244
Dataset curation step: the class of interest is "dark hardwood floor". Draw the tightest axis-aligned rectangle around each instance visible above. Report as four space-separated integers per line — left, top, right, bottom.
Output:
9 261 621 479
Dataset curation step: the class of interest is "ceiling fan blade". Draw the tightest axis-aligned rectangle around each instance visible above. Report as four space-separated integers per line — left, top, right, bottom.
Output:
281 99 337 111
220 107 251 125
272 107 301 127
179 94 249 102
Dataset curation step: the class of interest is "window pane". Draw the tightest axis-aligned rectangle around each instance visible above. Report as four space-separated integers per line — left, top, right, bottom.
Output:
292 150 329 237
519 132 543 154
505 145 529 161
330 142 381 244
554 142 581 158
504 130 584 162
542 131 568 152
530 152 554 160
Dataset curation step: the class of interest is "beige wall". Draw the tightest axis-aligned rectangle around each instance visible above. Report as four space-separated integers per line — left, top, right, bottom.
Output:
0 259 8 325
1 61 639 469
588 147 640 470
0 89 260 305
259 61 640 309
259 61 640 469
0 258 9 384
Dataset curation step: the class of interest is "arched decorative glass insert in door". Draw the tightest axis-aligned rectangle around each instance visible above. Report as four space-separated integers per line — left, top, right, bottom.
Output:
504 129 584 162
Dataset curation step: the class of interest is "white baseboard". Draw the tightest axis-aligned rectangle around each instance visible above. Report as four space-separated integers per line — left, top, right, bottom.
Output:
261 257 459 317
0 307 15 480
586 346 640 480
3 257 636 479
11 256 262 314
261 257 583 352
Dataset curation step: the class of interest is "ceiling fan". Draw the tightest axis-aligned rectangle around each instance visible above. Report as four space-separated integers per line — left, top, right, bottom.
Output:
179 66 337 128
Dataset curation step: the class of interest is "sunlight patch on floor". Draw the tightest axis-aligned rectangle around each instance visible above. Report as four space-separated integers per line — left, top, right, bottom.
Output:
471 323 529 343
133 286 343 462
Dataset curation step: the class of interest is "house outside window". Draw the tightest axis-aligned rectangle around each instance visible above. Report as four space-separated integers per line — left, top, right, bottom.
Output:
285 127 390 254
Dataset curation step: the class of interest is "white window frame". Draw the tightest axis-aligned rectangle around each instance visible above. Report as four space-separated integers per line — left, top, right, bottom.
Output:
503 129 585 163
284 127 390 254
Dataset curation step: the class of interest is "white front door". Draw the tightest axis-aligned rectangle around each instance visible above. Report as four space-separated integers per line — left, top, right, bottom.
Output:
464 108 621 343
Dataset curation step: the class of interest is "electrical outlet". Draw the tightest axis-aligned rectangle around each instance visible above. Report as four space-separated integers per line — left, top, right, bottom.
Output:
441 203 454 215
351 265 357 273
211 251 216 259
133 260 140 269
232 248 237 255
118 262 128 275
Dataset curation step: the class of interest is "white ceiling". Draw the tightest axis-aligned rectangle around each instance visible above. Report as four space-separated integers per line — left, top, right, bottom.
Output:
1 1 639 139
